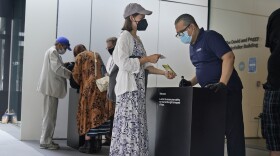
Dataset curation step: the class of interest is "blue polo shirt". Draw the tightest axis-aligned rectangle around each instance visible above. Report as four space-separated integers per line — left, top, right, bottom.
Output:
190 28 243 91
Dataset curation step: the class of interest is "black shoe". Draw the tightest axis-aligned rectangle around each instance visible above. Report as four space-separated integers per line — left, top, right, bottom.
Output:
91 138 102 153
78 140 93 154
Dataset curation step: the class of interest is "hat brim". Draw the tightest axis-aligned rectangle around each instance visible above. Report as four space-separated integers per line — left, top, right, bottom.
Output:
67 47 72 51
138 10 152 15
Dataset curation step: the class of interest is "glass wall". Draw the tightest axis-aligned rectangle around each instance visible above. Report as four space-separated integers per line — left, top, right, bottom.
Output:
0 17 6 91
0 0 25 123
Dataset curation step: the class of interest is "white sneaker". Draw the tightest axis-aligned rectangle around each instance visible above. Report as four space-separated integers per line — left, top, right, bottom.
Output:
40 142 60 150
51 141 59 146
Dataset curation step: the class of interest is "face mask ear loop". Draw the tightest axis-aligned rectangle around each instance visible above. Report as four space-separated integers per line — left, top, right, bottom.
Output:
189 25 195 43
132 17 138 25
188 25 194 37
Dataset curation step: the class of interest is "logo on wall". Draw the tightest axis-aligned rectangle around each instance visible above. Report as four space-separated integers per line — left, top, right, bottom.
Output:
248 57 257 73
238 61 245 71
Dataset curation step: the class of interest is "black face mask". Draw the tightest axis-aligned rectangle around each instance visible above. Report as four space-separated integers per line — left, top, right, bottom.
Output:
108 47 114 55
136 19 148 31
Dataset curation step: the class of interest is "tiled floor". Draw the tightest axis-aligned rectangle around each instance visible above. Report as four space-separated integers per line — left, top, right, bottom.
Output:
245 138 267 150
0 123 270 156
224 141 269 156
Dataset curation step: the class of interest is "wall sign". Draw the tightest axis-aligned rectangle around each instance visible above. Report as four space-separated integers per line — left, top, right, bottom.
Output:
248 57 257 73
226 36 260 50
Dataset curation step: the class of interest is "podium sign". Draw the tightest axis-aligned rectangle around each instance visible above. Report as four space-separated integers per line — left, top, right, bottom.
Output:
146 87 227 156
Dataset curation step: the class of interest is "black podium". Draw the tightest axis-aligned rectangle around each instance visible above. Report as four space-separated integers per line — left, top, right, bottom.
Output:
67 88 83 149
146 87 227 156
68 87 227 156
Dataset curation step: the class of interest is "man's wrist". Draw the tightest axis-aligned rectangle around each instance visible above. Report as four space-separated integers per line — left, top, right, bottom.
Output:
219 81 227 86
190 80 195 86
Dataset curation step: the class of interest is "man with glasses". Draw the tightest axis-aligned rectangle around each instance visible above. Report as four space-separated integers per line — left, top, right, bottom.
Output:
37 37 72 150
174 14 245 156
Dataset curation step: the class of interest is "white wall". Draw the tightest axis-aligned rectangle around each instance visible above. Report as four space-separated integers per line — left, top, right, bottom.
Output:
161 0 208 6
57 0 92 56
210 0 280 137
21 0 58 140
211 0 280 16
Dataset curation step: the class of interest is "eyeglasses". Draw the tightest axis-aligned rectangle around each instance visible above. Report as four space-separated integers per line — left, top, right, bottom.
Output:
175 24 190 38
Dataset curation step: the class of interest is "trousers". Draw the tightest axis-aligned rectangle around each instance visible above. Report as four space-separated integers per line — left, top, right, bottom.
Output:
40 95 58 144
226 89 246 156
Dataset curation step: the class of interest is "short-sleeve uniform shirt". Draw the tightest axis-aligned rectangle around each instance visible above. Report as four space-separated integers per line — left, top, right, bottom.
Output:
189 28 243 91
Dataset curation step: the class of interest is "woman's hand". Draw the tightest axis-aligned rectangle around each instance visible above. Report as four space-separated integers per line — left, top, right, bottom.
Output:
164 71 176 79
147 54 161 63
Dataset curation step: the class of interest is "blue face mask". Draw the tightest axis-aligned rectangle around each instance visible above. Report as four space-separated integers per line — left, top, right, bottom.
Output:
180 32 192 44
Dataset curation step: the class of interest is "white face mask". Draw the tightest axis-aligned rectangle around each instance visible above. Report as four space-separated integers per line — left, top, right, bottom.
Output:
180 28 194 44
180 32 192 44
58 49 66 54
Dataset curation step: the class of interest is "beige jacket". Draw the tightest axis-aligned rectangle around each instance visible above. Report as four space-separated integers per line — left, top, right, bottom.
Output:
37 46 71 98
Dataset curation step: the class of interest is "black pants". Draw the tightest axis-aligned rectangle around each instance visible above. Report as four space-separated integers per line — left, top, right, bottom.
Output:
225 89 246 156
105 115 114 143
109 115 114 138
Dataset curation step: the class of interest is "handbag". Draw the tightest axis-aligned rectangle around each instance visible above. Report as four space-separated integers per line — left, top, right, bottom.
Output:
96 75 109 92
94 52 109 92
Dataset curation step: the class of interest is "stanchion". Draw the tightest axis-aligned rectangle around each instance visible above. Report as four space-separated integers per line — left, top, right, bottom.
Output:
1 109 17 124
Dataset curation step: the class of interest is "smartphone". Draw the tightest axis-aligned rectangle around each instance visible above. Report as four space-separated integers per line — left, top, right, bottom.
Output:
162 64 176 75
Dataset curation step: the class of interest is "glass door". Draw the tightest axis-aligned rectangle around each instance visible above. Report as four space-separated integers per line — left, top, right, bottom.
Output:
8 18 24 123
0 0 25 124
0 17 6 91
